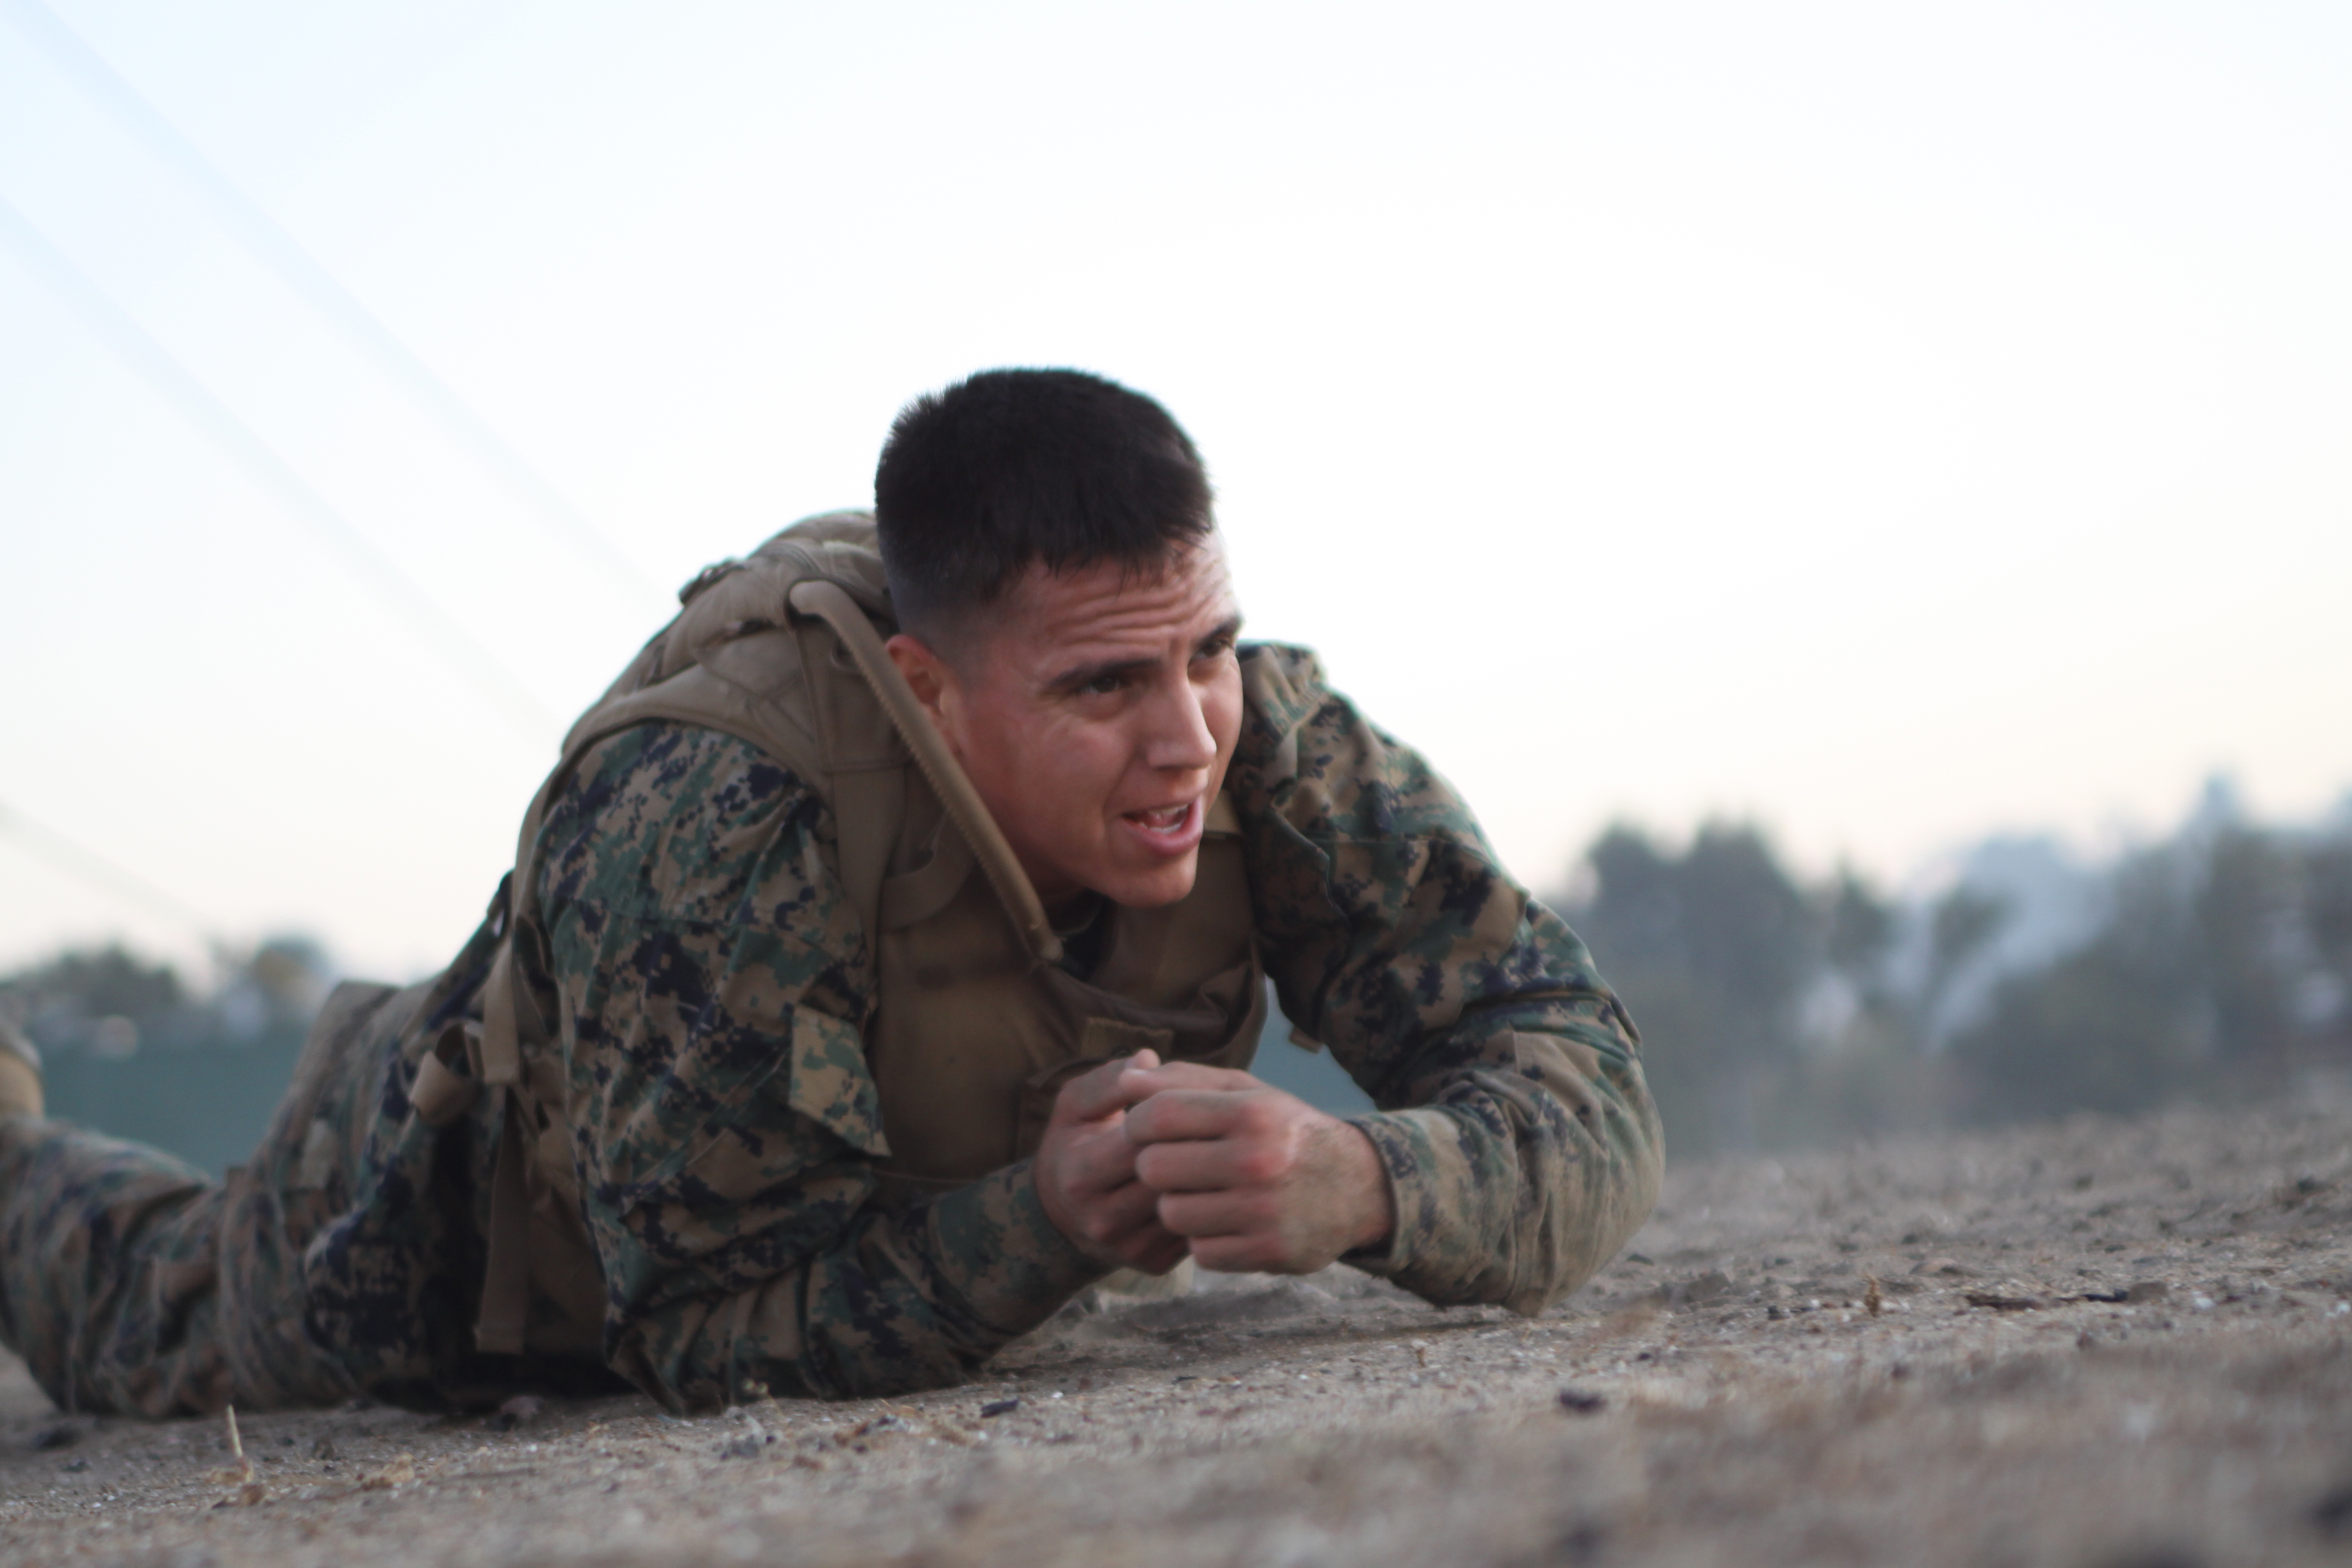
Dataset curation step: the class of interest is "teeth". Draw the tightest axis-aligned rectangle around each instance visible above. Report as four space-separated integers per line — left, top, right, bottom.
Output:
1132 804 1188 832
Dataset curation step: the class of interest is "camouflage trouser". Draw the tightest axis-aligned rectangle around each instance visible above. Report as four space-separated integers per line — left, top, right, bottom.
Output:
0 981 421 1418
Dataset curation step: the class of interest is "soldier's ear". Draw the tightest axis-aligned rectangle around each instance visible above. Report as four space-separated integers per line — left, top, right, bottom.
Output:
884 632 955 727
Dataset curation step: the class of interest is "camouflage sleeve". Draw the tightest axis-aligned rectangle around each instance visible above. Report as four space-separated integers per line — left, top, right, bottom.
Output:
1230 646 1665 1316
530 723 1101 1411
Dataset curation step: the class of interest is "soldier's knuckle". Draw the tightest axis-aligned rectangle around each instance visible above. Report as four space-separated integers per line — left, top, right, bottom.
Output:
1234 1148 1283 1185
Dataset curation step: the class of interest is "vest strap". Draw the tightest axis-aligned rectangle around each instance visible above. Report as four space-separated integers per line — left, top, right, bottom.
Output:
479 941 523 1087
475 1088 531 1356
409 1041 479 1127
472 936 533 1352
786 579 1063 968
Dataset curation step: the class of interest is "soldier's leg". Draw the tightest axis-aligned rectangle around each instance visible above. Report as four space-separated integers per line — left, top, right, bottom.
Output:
0 1119 251 1415
0 983 420 1418
0 1017 261 1415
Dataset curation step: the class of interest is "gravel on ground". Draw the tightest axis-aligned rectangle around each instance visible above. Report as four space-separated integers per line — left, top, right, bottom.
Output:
7 1099 2352 1567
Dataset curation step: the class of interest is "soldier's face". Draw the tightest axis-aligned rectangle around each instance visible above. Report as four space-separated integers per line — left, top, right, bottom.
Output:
889 537 1245 913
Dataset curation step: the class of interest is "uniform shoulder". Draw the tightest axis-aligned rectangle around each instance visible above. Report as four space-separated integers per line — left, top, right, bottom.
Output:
541 722 826 919
566 720 819 816
1237 641 1331 740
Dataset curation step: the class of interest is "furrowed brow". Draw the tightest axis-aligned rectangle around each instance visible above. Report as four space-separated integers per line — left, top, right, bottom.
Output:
1047 653 1156 693
1196 614 1244 654
1045 616 1245 694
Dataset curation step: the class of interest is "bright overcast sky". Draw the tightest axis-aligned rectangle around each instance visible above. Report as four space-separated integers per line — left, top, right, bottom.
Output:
2 0 2348 981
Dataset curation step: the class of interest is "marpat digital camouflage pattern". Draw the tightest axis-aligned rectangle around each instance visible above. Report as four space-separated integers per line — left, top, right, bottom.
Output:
0 644 1660 1415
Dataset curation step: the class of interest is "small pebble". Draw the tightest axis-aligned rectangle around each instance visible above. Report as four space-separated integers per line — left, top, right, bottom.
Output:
490 1394 549 1432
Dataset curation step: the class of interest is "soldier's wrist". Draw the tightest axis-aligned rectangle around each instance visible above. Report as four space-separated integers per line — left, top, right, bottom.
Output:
922 1160 1113 1336
1333 1110 1432 1276
1330 1121 1396 1256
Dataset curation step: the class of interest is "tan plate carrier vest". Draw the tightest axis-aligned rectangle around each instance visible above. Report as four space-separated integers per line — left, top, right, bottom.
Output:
408 513 1266 1358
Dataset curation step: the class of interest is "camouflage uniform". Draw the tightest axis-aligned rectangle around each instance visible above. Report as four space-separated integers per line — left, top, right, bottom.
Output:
0 644 1661 1416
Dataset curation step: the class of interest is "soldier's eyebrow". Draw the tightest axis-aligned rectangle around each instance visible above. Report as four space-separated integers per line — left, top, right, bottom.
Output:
1047 615 1244 694
1194 614 1244 655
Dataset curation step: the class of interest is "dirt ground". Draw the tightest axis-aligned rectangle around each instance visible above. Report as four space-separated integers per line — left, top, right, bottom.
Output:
7 1099 2352 1568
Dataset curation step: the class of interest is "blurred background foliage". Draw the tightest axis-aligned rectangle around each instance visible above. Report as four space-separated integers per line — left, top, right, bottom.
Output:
1558 781 2352 1158
8 779 2350 1171
1 935 329 1172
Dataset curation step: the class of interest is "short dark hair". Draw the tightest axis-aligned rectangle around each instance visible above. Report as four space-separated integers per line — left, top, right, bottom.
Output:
873 369 1214 641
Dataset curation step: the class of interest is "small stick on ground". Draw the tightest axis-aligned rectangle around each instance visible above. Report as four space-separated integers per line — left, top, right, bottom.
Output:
215 1405 264 1508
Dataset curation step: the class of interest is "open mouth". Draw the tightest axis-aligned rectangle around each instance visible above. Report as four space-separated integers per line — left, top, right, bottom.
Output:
1126 802 1193 835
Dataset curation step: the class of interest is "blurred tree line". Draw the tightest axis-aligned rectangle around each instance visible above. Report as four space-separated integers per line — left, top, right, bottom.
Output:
1559 795 2352 1158
0 937 332 1173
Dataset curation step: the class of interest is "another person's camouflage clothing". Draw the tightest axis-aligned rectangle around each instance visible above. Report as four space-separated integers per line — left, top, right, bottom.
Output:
0 645 1660 1416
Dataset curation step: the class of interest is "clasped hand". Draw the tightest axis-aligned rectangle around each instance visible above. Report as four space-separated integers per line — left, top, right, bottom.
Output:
1031 1049 1395 1276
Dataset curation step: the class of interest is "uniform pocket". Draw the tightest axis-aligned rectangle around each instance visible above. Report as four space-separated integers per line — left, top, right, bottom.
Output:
788 1006 888 1157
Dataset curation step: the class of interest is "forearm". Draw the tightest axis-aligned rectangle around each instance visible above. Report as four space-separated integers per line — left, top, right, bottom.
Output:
604 1160 1105 1411
1342 1002 1664 1315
